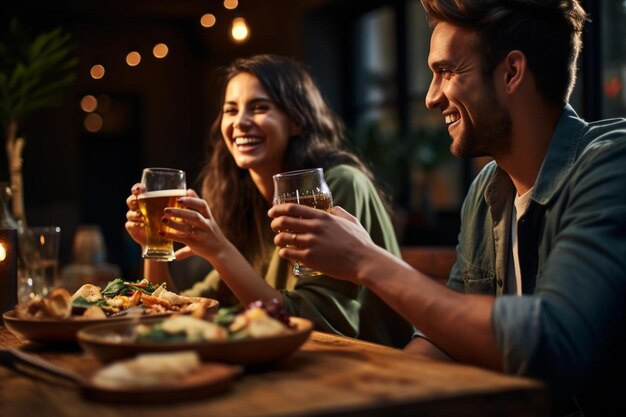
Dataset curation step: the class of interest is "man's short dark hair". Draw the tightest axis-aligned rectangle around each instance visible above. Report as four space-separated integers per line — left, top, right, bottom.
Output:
421 0 588 105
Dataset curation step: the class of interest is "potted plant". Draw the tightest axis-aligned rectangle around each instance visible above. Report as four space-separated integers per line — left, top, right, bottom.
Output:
0 18 78 226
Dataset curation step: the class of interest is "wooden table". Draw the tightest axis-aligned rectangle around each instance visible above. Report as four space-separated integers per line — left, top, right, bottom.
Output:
0 326 549 417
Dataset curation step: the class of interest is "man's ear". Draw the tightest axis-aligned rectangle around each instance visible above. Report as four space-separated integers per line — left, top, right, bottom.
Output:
501 50 526 95
290 121 303 136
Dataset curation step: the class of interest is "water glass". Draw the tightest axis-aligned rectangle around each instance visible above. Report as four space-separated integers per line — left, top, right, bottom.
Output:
18 226 61 301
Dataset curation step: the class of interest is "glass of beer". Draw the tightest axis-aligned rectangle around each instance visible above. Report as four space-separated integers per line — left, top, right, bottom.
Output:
272 168 333 278
138 167 186 262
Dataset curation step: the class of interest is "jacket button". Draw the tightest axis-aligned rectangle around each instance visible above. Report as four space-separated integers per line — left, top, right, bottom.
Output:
497 278 503 287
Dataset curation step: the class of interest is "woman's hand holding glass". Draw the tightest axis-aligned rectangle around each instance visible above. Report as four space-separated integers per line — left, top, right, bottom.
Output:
125 183 148 248
158 191 230 262
125 185 221 262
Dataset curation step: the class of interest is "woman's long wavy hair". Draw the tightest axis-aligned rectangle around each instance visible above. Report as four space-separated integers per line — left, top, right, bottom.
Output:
199 54 384 272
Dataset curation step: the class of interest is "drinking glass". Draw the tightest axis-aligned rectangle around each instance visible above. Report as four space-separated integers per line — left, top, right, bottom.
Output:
18 226 61 301
138 167 186 261
272 168 333 278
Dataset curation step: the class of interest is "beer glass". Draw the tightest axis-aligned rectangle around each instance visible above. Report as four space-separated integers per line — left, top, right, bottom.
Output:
138 167 186 261
272 168 333 278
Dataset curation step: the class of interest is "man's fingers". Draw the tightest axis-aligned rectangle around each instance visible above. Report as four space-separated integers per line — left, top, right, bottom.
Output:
271 216 314 235
329 206 356 222
268 203 324 219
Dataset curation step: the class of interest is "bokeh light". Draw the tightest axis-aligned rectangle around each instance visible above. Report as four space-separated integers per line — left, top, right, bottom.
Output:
200 13 216 28
84 113 103 132
224 0 238 10
90 64 105 79
153 43 169 59
80 95 98 113
126 51 141 67
230 17 250 43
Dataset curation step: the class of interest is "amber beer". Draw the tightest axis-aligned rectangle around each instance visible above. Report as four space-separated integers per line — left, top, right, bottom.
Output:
279 193 333 211
279 193 332 278
138 189 186 261
272 168 333 278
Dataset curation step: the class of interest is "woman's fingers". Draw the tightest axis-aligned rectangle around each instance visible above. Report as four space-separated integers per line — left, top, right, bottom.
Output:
126 209 143 222
174 246 194 260
162 207 202 224
176 195 211 218
131 183 145 196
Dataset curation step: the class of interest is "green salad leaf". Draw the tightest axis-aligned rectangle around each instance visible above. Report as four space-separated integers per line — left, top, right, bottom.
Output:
71 296 108 308
101 278 162 298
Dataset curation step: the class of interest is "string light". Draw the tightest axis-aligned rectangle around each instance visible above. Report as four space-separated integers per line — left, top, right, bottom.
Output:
84 113 103 133
153 43 169 59
80 95 98 113
224 0 238 10
126 51 141 67
230 17 250 43
90 64 105 79
201 13 217 28
85 2 253 83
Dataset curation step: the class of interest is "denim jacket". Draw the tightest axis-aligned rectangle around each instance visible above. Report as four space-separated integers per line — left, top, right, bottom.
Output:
449 104 626 415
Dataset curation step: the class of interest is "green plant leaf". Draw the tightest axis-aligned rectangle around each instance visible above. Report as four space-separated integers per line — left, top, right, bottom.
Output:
0 17 78 135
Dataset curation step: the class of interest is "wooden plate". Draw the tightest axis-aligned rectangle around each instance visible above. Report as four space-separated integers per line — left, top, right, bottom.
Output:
82 362 241 403
0 346 239 404
77 317 313 365
2 297 219 344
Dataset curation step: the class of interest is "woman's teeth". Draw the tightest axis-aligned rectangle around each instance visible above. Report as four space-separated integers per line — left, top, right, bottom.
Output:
235 137 262 145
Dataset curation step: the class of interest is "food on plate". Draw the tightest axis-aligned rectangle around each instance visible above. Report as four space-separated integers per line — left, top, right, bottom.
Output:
13 278 213 320
71 284 102 302
91 351 201 388
14 288 73 320
134 299 294 342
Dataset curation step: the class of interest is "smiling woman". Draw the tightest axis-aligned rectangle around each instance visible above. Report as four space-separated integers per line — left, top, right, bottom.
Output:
123 54 415 349
220 71 298 180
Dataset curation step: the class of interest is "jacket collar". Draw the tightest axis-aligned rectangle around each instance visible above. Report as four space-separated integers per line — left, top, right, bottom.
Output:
532 104 588 205
485 104 587 207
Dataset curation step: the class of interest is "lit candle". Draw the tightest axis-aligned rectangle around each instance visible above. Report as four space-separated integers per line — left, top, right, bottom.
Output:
0 228 17 315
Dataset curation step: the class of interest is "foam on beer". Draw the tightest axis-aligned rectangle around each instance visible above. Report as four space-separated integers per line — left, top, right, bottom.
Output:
138 189 186 199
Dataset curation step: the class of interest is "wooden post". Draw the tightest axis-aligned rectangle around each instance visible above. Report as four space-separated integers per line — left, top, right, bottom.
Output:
5 121 26 227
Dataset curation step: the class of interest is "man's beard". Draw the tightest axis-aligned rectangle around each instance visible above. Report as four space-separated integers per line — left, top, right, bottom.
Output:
451 89 512 160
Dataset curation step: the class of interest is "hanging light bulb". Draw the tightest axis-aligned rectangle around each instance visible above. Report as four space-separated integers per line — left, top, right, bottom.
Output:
230 17 250 44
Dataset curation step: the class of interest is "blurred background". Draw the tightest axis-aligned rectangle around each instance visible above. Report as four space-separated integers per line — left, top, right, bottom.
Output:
2 0 625 279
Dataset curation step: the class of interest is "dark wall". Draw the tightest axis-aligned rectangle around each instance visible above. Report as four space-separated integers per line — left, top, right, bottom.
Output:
3 1 315 276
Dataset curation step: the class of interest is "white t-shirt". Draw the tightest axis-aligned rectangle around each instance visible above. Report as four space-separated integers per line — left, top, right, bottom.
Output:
506 188 533 295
